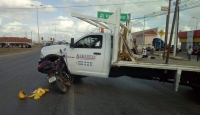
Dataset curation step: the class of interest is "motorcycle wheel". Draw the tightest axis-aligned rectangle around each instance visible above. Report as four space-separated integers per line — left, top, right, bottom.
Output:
55 75 68 94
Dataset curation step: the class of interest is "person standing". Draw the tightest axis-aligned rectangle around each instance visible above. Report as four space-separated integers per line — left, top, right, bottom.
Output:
187 46 193 61
197 45 200 62
142 47 147 58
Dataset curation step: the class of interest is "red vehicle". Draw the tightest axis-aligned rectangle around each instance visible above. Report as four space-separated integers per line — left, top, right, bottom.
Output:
0 37 32 48
192 46 199 55
169 46 181 53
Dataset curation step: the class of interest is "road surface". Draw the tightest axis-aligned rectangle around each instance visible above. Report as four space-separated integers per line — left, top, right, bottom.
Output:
0 49 200 115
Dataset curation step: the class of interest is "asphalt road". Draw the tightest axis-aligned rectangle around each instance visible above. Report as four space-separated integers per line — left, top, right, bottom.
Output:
0 50 200 115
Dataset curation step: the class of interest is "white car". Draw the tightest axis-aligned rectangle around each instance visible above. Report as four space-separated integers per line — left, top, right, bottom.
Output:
42 42 54 47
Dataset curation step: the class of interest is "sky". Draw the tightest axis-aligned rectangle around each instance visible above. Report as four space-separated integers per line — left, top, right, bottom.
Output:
0 0 199 43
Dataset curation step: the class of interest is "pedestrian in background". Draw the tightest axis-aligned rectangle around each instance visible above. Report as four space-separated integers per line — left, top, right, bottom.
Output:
187 45 192 61
142 47 148 58
197 45 200 62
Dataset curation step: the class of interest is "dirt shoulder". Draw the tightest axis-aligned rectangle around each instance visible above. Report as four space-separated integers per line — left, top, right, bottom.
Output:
0 45 42 56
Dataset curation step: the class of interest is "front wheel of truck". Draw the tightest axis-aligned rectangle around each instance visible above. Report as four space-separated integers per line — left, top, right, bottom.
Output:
70 75 82 84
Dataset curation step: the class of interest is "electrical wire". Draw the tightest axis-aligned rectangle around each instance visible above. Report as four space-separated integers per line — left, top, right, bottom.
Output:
0 0 164 9
124 2 141 13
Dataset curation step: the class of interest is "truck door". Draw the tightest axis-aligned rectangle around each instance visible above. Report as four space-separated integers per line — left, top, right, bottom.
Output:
67 34 105 77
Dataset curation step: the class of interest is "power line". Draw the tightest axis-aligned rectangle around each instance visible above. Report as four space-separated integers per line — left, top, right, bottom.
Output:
127 1 146 13
123 2 140 13
0 1 163 9
144 0 200 18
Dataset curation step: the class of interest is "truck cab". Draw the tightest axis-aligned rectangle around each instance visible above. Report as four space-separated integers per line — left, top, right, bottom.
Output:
67 33 113 78
40 33 113 78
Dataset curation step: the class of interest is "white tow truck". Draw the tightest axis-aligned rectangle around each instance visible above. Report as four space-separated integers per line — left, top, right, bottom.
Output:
39 9 200 93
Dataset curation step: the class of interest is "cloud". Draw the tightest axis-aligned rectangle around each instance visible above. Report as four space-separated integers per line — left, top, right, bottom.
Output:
0 0 56 21
0 18 2 25
74 0 89 2
0 0 199 43
0 21 28 37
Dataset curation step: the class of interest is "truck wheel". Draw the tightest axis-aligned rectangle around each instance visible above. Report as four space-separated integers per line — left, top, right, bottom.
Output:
192 86 200 92
54 75 68 94
71 76 82 84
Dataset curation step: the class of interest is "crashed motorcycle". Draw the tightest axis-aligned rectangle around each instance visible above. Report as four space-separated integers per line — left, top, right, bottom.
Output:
38 50 71 94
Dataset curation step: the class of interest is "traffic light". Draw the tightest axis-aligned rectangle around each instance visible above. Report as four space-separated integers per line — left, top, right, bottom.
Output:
41 37 43 40
50 38 52 41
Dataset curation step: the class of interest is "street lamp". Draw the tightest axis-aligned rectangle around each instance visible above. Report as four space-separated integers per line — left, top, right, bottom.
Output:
52 19 70 41
10 28 15 37
31 4 43 43
53 23 57 40
193 17 198 30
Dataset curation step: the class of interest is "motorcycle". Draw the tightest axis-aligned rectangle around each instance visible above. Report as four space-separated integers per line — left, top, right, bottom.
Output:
37 49 71 94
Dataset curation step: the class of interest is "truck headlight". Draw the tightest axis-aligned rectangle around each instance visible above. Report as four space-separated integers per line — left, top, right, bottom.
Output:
40 53 44 58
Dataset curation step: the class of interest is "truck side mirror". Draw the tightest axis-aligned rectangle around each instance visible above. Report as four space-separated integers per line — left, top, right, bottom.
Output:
60 49 62 54
70 38 74 48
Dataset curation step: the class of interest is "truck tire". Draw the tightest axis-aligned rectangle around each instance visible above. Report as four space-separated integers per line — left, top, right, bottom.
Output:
54 75 68 94
192 86 200 92
71 76 82 84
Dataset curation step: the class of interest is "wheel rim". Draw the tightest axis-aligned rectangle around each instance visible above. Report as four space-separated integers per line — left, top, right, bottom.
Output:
57 77 66 90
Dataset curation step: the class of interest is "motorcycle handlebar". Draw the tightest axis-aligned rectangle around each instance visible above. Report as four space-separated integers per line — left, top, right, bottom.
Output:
54 55 65 63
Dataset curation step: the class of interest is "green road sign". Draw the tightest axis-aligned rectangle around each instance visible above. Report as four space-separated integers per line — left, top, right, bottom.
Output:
97 11 128 22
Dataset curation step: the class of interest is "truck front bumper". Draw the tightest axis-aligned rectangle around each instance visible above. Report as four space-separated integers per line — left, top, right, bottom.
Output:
38 58 44 65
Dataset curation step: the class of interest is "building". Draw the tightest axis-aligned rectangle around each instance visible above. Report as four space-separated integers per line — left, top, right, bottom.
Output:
178 30 200 52
131 28 158 49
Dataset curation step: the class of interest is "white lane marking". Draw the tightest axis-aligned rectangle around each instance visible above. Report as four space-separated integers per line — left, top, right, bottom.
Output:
68 84 75 115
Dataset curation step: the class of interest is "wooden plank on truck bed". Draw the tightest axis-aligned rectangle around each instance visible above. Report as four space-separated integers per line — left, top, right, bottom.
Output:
112 54 200 72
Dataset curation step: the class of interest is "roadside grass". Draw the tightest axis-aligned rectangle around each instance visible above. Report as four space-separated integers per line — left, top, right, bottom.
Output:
0 45 42 55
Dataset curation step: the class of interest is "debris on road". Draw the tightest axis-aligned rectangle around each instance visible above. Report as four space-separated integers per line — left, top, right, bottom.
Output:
18 87 49 100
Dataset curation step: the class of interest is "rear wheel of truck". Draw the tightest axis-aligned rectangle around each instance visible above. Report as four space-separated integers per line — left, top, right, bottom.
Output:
55 75 68 94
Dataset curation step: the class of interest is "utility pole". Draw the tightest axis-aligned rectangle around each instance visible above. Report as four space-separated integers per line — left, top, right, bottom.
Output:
53 23 57 40
142 16 146 48
55 24 56 40
173 9 178 57
163 0 172 59
25 31 27 38
31 31 32 41
163 14 168 59
31 5 42 43
166 0 179 64
193 17 198 30
128 13 132 48
175 6 180 56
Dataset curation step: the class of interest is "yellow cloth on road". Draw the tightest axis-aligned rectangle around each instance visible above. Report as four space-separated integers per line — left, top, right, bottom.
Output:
18 87 49 100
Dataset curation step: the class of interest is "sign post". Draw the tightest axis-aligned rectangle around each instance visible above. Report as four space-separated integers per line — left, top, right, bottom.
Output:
97 11 128 22
158 29 165 37
161 6 169 11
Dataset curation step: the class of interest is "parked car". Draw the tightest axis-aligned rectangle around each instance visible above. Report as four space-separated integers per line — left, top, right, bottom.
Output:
42 42 54 48
146 47 151 52
170 47 181 53
192 46 199 55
